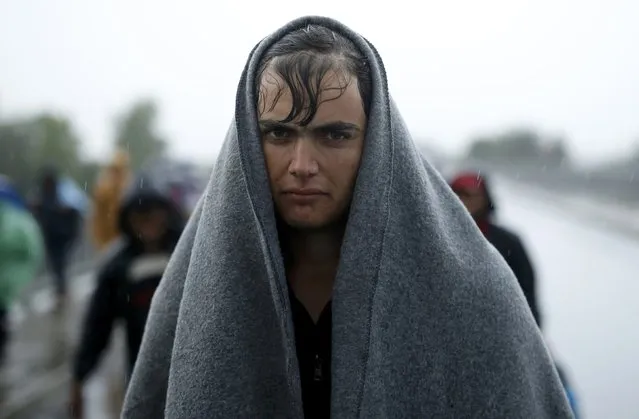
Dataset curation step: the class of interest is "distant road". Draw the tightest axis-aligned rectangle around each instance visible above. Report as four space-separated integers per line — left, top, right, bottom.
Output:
494 179 639 419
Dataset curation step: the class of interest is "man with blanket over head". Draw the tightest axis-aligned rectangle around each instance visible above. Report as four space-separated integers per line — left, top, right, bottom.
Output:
123 16 574 419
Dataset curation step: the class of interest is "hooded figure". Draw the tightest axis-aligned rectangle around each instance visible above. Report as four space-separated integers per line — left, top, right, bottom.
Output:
450 171 541 327
90 149 131 250
450 171 582 417
0 177 42 306
0 178 44 362
73 176 184 379
70 176 184 418
122 17 573 418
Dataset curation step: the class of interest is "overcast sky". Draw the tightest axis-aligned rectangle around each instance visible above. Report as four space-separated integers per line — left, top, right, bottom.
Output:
1 0 637 164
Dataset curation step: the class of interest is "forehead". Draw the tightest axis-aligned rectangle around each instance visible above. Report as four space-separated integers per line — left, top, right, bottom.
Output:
259 69 364 125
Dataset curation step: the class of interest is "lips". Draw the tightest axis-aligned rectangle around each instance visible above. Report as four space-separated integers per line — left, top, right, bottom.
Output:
282 188 327 203
284 188 326 196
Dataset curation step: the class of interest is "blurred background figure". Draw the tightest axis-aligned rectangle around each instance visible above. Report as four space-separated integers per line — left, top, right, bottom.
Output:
450 170 542 327
0 175 44 364
167 180 188 218
141 156 204 217
90 149 131 252
0 175 27 211
31 168 83 311
69 177 185 419
449 169 580 417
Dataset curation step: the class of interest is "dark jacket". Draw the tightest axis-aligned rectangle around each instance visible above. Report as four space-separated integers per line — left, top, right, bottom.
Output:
485 223 541 327
33 169 81 246
73 180 184 383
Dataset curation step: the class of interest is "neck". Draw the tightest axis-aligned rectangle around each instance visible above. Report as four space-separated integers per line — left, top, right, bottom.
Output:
286 227 343 268
142 240 163 253
282 224 344 322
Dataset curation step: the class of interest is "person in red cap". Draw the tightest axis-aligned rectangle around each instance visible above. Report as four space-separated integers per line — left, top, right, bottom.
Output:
450 171 542 327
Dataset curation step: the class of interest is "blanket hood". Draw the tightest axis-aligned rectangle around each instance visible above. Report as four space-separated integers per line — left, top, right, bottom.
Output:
123 16 573 419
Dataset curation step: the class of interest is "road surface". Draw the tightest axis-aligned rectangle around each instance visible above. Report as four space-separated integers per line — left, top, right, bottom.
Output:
0 270 125 419
493 178 639 419
2 179 638 418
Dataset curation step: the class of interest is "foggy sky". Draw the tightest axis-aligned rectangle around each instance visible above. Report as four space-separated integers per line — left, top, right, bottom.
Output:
1 0 637 164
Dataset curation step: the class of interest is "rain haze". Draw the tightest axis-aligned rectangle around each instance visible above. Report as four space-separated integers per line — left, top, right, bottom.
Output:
1 0 638 164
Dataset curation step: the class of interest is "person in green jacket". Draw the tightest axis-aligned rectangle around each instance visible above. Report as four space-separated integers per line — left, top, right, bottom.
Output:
0 178 45 364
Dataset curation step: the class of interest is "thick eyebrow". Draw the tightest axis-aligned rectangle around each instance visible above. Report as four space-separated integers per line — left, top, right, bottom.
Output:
311 121 361 132
258 119 293 131
258 119 361 132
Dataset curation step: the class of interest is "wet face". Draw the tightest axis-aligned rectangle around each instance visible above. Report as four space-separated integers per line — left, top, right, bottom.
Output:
453 187 487 218
128 207 169 244
259 70 366 230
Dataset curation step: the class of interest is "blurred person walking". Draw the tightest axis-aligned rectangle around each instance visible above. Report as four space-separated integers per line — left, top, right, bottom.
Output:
90 149 131 251
122 16 573 418
69 177 184 419
450 170 580 417
450 170 542 326
0 175 44 364
32 168 82 310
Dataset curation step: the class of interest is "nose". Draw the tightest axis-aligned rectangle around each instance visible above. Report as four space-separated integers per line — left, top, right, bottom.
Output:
288 138 319 178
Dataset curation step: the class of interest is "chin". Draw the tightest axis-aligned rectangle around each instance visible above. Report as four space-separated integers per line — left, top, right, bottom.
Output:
275 201 349 231
277 208 335 229
283 217 330 230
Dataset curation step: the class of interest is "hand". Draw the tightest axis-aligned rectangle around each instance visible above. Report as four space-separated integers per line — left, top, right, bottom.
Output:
69 381 84 419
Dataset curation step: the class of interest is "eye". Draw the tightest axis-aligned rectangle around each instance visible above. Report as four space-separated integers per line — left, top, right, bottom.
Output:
262 127 294 143
269 129 291 139
325 130 352 141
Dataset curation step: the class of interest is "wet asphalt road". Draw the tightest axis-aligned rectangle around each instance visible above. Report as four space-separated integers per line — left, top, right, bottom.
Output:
0 243 125 419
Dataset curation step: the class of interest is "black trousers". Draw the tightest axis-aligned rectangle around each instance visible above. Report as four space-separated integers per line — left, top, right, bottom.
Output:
45 239 73 296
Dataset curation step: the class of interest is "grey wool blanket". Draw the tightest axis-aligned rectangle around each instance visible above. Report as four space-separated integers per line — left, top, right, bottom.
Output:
122 16 574 419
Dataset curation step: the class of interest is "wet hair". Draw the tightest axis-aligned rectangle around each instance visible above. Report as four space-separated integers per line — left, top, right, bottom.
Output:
256 24 372 126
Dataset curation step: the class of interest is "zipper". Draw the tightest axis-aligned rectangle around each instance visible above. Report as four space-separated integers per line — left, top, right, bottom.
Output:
314 354 323 381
